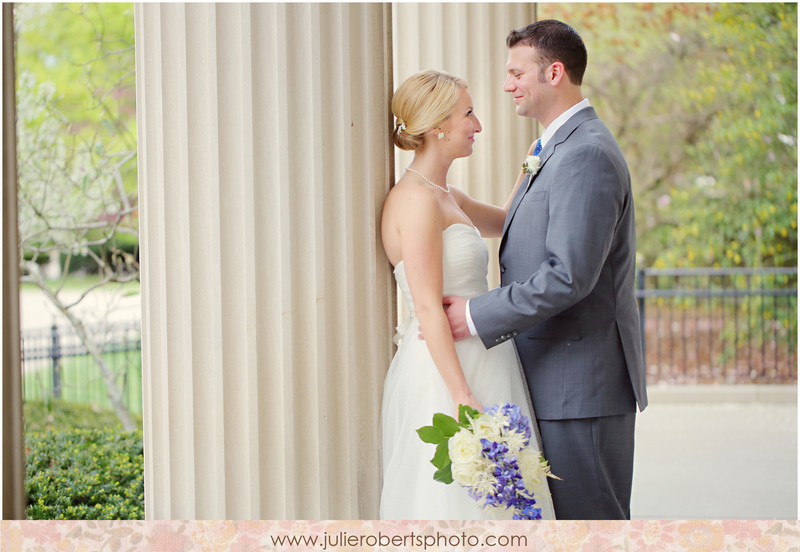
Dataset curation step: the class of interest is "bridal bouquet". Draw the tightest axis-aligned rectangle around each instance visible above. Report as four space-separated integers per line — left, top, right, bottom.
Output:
417 402 557 520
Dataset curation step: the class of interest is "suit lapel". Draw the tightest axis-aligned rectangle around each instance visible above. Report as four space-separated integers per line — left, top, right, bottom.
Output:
502 174 530 238
500 107 599 246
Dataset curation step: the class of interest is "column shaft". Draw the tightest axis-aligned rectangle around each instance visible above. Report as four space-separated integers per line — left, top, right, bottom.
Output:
135 2 394 519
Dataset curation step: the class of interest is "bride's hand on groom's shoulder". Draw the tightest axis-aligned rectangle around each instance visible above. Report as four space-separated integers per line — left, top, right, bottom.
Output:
442 295 471 342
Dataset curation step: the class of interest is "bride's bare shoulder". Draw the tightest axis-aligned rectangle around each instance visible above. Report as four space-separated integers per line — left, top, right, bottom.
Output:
384 176 439 220
381 177 442 264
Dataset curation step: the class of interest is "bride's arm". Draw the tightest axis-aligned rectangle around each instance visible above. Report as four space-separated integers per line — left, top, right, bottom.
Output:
451 141 538 238
397 190 482 415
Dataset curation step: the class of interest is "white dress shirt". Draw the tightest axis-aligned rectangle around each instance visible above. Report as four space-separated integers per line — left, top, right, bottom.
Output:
464 98 592 337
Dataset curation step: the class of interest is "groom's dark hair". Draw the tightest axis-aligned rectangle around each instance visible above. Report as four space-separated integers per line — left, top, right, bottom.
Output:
507 19 587 86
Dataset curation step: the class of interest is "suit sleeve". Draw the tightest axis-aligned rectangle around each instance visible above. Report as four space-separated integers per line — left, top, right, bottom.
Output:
470 143 626 349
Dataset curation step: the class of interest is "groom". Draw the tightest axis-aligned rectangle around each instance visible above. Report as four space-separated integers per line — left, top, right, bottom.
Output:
444 20 648 519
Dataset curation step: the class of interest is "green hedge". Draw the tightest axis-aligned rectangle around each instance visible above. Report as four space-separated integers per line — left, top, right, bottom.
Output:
25 426 144 519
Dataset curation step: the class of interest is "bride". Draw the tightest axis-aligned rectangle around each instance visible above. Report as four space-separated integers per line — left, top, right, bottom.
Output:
379 70 555 520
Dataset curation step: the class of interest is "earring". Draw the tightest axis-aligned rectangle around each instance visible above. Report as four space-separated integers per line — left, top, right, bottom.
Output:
437 130 445 140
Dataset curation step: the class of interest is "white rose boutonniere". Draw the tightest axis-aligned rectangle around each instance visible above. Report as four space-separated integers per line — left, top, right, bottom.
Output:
523 155 541 176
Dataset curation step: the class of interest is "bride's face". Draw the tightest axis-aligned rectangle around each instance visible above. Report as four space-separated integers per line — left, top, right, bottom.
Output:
438 88 482 158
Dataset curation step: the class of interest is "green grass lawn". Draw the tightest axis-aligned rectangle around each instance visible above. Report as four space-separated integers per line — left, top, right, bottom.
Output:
24 398 143 433
23 351 142 415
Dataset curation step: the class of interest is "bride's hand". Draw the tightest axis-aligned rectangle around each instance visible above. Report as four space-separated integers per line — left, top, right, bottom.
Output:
453 393 483 418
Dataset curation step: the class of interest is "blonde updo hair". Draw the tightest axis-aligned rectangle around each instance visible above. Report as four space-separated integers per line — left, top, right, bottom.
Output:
392 70 468 151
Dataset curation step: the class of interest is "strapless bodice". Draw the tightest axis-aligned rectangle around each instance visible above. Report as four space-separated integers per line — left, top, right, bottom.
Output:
393 224 489 317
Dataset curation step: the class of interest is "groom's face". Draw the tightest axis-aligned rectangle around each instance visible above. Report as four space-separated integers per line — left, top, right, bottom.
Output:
504 45 548 120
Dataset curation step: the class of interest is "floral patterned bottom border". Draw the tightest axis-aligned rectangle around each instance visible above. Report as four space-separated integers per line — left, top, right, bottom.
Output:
2 520 800 551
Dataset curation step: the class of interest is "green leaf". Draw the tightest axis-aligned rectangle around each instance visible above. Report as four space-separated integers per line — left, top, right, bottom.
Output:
432 412 460 437
433 463 453 485
458 404 480 425
431 440 450 469
416 425 444 444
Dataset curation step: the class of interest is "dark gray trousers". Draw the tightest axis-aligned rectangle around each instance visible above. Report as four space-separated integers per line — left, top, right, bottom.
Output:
538 413 636 520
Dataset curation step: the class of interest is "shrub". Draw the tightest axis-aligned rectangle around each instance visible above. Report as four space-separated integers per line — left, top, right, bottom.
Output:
25 426 144 519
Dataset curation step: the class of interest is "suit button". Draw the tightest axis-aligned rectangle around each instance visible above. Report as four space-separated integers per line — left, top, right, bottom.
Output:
500 265 506 273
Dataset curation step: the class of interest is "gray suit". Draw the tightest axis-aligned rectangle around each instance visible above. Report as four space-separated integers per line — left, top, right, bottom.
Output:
469 106 647 518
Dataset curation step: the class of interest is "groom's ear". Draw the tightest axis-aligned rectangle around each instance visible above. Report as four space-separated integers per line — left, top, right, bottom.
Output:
547 61 568 86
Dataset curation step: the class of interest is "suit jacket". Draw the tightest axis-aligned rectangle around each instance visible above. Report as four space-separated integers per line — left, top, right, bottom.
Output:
470 107 647 420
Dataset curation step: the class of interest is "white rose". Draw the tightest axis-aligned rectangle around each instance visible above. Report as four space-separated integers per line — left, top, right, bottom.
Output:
449 429 482 465
451 460 483 487
523 155 541 175
470 415 501 442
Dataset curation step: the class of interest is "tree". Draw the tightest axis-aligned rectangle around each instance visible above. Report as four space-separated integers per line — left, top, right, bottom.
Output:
538 3 797 268
15 3 138 430
658 3 797 269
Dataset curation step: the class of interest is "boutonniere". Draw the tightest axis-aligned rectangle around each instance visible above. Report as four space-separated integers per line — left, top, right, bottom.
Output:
522 155 541 176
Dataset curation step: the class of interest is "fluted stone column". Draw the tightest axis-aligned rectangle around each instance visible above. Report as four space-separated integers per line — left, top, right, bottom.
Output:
135 2 394 519
393 2 538 288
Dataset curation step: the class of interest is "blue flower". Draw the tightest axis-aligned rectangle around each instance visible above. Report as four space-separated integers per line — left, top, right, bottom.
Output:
514 504 543 520
420 402 554 520
489 403 532 444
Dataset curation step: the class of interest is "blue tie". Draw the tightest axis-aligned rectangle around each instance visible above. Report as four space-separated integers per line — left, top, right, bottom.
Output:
533 139 542 156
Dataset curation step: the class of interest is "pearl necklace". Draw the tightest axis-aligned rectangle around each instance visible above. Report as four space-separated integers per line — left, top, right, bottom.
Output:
405 167 450 193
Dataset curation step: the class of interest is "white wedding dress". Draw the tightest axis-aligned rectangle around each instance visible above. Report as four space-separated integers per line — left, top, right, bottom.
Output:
380 223 555 520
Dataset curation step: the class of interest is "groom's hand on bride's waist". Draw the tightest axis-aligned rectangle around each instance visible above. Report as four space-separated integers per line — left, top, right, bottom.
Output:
442 295 471 341
416 295 472 342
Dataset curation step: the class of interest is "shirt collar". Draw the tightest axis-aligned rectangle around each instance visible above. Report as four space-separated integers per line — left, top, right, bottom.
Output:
540 98 591 148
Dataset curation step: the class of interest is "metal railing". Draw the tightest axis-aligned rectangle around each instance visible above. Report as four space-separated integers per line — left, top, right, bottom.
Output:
636 267 797 384
20 321 142 413
18 267 797 413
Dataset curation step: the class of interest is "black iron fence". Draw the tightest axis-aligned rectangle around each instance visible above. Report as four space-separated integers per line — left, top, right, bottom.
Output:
20 321 142 413
636 267 797 384
17 267 797 411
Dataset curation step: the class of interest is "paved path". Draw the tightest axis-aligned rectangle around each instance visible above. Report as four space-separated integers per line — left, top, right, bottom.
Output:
631 385 797 520
19 287 141 331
